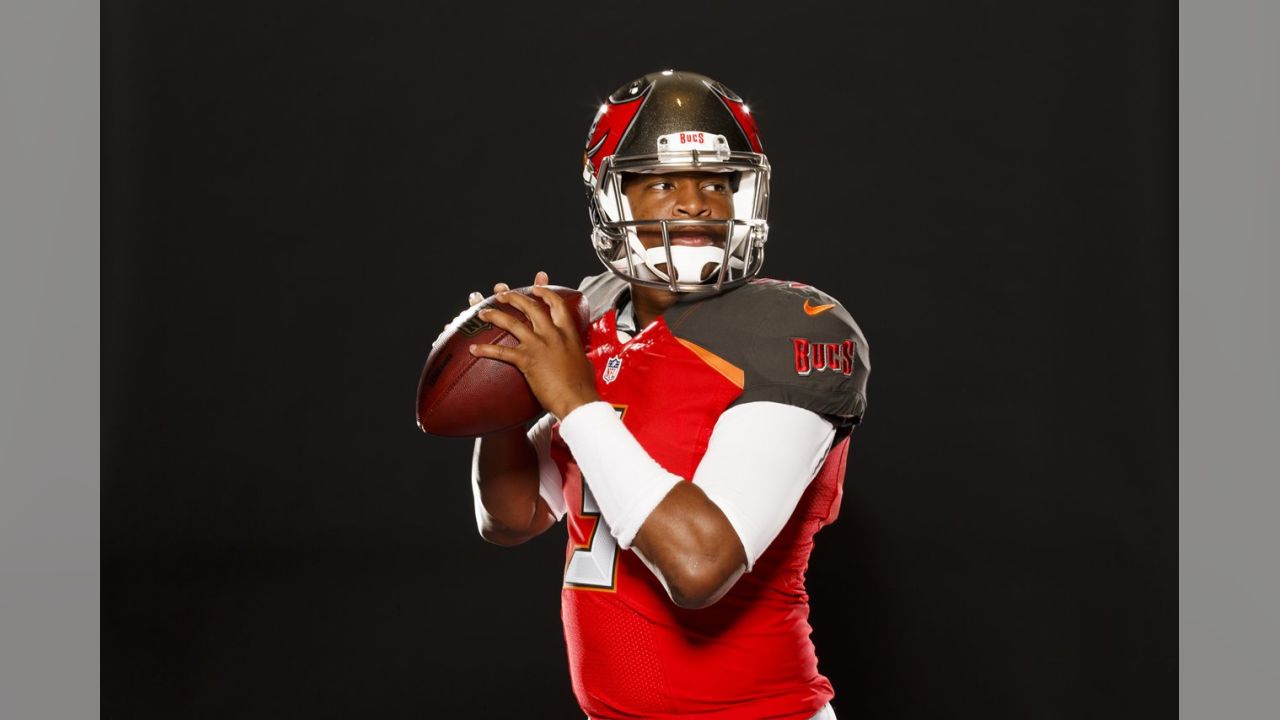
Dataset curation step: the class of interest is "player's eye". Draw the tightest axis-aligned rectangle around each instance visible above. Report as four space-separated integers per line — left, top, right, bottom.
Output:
648 181 674 191
702 182 730 194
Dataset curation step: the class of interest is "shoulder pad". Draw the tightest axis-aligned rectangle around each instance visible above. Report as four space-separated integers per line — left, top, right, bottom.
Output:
664 279 870 425
576 272 629 322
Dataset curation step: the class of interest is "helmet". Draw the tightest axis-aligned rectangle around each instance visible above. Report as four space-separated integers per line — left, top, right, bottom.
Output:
583 70 771 293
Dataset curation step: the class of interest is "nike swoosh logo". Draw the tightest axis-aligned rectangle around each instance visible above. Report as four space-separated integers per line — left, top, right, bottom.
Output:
803 299 836 316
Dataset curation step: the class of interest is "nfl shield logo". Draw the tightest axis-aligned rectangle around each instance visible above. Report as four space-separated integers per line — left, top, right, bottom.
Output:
603 356 623 384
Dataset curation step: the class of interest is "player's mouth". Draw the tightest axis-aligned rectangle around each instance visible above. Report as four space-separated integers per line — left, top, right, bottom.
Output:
670 234 716 246
667 227 726 246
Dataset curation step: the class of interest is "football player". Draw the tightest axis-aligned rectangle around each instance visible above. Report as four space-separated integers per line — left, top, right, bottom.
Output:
464 70 869 720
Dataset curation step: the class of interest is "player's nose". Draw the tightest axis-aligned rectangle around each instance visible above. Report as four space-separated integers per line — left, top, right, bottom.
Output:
673 181 711 217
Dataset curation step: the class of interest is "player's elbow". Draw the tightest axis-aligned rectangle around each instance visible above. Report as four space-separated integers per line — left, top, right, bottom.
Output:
476 512 547 546
669 586 718 610
665 560 745 610
478 524 532 546
473 497 526 546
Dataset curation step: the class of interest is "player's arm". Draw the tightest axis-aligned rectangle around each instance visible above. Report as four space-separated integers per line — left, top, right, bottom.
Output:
559 401 834 609
609 284 869 605
466 285 845 605
466 276 561 546
470 426 557 546
640 402 834 607
628 482 744 609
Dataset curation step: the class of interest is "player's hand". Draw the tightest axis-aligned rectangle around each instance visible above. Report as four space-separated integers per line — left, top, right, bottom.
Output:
468 271 599 421
448 273 551 330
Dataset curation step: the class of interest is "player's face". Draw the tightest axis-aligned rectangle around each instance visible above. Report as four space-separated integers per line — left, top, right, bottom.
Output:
621 171 735 253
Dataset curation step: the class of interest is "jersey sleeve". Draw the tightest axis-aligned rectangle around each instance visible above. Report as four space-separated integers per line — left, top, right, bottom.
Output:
666 280 871 427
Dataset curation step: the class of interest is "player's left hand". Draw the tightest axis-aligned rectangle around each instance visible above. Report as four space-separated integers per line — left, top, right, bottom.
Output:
468 273 600 421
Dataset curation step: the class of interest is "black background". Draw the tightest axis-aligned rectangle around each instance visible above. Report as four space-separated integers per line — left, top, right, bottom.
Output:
103 2 1175 718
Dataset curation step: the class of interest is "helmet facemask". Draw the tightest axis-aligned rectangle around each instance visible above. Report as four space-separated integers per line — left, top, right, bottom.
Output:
587 148 771 293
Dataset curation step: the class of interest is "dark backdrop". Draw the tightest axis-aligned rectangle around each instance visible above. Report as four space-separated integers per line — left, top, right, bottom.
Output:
103 2 1176 718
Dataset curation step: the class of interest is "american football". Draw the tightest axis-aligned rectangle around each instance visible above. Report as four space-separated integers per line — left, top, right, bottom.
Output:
416 285 591 437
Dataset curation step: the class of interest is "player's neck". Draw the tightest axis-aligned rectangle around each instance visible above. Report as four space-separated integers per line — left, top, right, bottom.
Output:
629 284 681 329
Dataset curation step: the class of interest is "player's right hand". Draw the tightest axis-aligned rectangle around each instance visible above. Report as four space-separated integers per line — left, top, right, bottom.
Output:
460 271 555 436
469 272 597 421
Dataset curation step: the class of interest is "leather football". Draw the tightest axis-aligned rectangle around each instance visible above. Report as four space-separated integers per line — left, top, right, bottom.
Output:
416 285 591 437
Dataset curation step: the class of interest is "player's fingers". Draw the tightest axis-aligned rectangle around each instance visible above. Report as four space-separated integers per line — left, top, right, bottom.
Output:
468 342 524 369
493 282 510 294
527 286 572 329
476 307 536 344
534 270 549 286
495 291 553 333
527 284 567 311
468 291 484 306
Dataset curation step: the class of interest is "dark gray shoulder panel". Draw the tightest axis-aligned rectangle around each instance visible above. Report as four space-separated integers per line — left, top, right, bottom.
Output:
663 279 871 426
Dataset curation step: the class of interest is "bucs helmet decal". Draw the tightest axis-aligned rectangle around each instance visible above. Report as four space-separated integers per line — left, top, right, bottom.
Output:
584 78 652 178
709 81 763 154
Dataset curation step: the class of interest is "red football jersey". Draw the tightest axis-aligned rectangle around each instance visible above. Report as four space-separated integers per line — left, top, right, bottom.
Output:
545 275 870 720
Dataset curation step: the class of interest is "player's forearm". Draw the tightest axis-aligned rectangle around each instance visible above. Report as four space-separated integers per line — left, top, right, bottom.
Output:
559 401 836 607
471 428 550 544
558 402 747 607
631 483 747 609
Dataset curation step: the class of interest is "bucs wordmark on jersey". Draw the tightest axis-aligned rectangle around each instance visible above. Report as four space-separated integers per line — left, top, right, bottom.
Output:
546 272 869 720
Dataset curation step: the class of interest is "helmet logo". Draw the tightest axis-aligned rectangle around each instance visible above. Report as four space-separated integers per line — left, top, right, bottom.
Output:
584 85 651 179
708 82 763 153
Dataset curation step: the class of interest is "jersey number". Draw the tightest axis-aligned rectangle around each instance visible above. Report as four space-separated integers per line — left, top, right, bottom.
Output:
563 484 619 589
563 405 627 590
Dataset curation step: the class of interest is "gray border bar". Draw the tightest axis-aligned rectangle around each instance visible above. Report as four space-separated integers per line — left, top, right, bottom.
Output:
0 0 100 717
1181 0 1280 716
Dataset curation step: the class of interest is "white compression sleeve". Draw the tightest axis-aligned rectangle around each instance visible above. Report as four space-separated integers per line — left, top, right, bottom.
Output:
556 401 683 549
693 402 836 571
